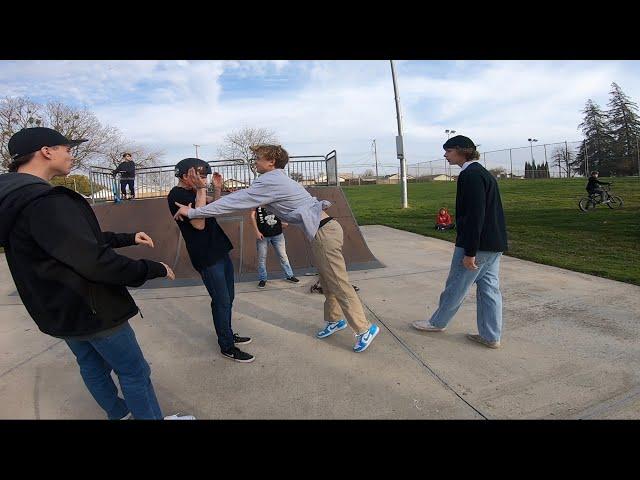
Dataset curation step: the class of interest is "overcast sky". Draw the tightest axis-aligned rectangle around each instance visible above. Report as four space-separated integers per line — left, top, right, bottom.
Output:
2 60 638 175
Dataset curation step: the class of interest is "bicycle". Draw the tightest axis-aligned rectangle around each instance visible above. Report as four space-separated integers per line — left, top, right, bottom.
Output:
578 184 623 212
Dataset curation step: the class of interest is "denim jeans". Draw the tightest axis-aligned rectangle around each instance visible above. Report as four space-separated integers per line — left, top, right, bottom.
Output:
199 253 235 352
257 233 294 281
120 179 135 197
65 322 163 420
590 189 607 202
429 246 504 342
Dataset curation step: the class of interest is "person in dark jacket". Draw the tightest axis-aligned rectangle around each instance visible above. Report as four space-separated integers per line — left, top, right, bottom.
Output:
586 171 611 203
0 127 193 420
113 152 136 200
411 135 508 349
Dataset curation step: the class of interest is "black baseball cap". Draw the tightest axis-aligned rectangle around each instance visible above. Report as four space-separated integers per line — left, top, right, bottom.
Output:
174 158 212 178
443 135 476 150
8 127 88 160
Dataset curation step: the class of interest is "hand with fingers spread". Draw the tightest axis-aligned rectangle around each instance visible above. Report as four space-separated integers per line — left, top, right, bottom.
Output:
212 172 223 190
135 232 154 248
159 262 175 280
174 202 192 221
187 167 207 190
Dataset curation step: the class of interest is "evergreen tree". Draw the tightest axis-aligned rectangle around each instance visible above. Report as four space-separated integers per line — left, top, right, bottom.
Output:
575 99 615 176
606 82 640 176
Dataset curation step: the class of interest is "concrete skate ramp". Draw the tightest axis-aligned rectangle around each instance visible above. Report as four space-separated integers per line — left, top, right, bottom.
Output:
92 186 383 288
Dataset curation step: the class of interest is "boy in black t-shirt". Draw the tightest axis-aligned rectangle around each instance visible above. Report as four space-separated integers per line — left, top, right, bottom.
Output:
250 206 299 288
167 158 254 363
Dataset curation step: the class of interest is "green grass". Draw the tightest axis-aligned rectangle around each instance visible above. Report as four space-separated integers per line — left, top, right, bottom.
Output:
343 177 640 285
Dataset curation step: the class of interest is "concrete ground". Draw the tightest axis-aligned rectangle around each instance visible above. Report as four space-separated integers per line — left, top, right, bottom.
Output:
1 225 638 419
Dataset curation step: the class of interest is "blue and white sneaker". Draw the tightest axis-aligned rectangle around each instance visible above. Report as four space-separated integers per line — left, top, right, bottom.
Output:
316 319 348 338
353 324 380 353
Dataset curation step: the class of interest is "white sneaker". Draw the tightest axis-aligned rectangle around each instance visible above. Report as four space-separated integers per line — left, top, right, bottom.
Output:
466 333 501 349
164 413 196 420
411 320 446 332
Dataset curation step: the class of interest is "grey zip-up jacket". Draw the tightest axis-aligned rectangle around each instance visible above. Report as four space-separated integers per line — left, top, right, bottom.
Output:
188 169 332 241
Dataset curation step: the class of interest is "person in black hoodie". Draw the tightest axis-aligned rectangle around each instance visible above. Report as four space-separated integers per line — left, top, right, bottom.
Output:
0 127 194 420
586 171 611 203
411 135 508 349
113 152 136 200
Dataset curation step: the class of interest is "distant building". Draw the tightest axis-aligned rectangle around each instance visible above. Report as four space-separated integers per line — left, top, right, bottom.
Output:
317 172 347 184
383 173 416 184
223 178 249 189
419 174 455 182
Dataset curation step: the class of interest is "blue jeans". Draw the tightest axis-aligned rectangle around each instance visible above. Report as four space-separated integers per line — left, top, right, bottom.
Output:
429 247 503 342
65 323 163 420
199 253 235 352
257 233 294 281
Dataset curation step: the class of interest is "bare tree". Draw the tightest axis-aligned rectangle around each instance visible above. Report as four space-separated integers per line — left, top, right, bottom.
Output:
0 97 42 167
217 127 279 178
43 101 117 170
488 167 506 178
1 97 117 170
551 146 576 178
362 168 375 177
1 96 164 172
101 131 165 170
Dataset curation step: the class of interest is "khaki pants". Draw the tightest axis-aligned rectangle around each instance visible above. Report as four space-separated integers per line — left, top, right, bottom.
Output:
311 220 370 335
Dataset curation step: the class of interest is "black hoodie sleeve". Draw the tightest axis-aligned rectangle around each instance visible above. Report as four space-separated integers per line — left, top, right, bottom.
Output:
102 231 137 248
458 172 486 257
28 195 167 287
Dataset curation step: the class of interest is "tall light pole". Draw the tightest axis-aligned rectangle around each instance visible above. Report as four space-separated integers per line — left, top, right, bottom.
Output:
390 60 408 208
193 144 201 158
445 129 456 139
636 136 640 178
372 139 379 179
528 138 538 178
509 148 513 178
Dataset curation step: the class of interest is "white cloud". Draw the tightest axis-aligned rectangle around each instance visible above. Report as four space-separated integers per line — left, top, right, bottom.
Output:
1 59 639 172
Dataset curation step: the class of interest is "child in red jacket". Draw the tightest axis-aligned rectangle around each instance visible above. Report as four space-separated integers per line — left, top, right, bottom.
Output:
435 207 455 231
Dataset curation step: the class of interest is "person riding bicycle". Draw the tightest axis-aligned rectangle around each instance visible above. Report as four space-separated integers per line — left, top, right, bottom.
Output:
586 170 611 203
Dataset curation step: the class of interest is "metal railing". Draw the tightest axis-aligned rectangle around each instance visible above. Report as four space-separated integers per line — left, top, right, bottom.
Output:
88 150 338 204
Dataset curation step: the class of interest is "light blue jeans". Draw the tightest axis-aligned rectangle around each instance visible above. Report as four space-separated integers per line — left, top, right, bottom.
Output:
257 233 294 281
429 247 503 342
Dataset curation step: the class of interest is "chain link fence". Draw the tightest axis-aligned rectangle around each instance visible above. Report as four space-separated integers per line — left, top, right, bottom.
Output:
345 141 588 183
479 141 583 179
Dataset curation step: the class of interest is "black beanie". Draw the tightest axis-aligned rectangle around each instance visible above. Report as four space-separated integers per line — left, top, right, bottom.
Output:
443 135 476 150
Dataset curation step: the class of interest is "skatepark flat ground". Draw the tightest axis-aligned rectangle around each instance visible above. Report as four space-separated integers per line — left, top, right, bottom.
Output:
1 225 638 419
